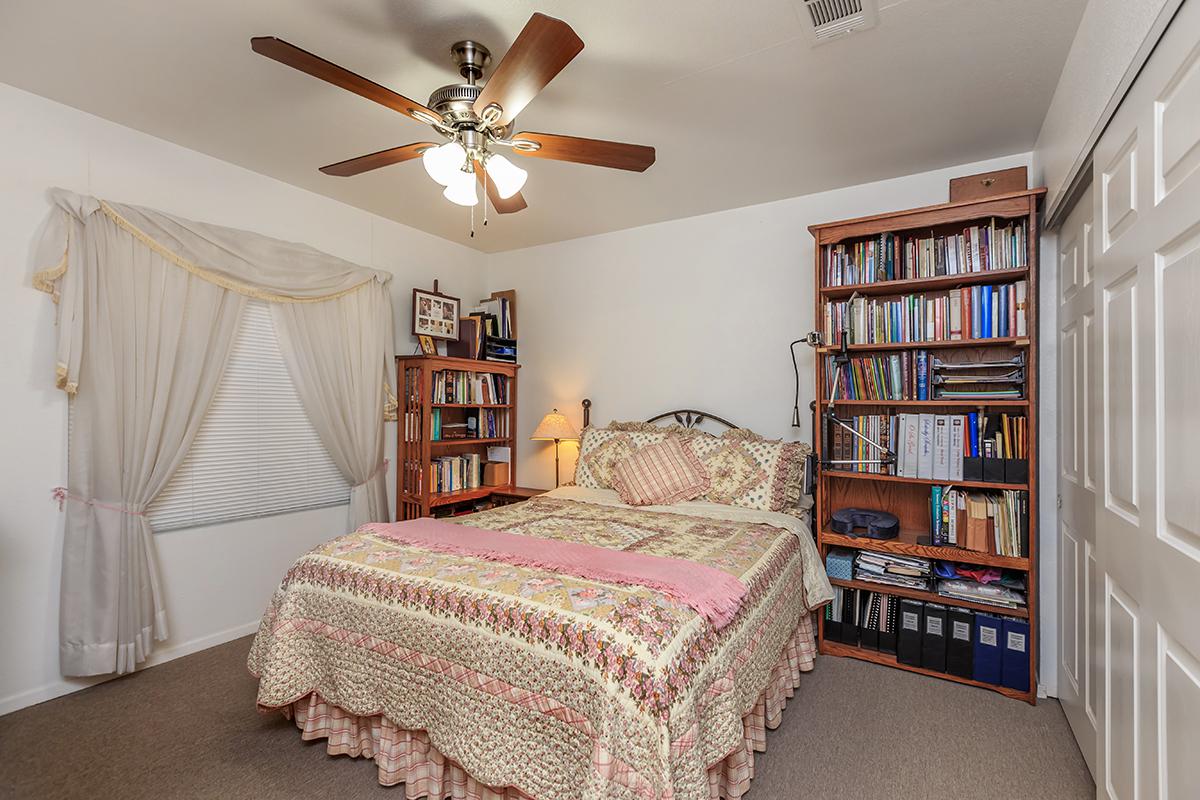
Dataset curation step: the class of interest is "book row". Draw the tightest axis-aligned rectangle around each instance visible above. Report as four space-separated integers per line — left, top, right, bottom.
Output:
821 280 1028 346
826 350 1027 402
431 370 510 405
825 588 1030 692
431 408 506 441
931 487 1029 557
429 453 482 494
827 413 1028 482
821 218 1028 287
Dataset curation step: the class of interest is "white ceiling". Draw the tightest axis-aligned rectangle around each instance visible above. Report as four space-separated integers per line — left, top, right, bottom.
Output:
0 0 1086 253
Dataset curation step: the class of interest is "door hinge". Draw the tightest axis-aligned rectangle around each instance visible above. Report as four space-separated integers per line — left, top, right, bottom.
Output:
1057 494 1063 510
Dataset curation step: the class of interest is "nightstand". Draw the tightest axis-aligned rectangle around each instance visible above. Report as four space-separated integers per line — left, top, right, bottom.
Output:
489 486 547 507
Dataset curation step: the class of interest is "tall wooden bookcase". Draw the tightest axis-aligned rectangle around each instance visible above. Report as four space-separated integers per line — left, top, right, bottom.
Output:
396 355 519 520
809 188 1045 703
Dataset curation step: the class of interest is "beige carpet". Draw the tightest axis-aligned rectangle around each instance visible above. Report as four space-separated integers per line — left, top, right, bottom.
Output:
0 636 1094 799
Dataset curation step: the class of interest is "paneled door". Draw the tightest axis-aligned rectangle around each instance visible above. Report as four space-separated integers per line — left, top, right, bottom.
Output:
1057 180 1098 777
1087 1 1200 797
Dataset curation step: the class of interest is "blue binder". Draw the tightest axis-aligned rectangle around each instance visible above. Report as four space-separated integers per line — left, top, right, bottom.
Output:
973 612 1003 685
1001 616 1031 692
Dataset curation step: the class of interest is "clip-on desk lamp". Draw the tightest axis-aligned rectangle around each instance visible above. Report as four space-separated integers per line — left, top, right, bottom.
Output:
790 293 896 473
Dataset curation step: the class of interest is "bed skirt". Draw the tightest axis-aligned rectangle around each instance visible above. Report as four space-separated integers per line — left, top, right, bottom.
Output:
280 613 816 799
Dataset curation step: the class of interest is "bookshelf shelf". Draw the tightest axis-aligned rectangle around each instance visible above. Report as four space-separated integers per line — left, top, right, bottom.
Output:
429 485 515 508
819 640 1032 702
819 399 1029 408
431 437 513 448
432 403 513 409
820 528 1030 570
824 470 1027 491
397 355 520 520
819 266 1029 300
827 577 1029 619
810 188 1044 704
817 337 1029 354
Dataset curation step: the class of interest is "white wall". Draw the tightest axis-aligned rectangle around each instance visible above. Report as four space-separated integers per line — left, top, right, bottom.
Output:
0 82 488 714
487 151 1063 696
1034 0 1177 218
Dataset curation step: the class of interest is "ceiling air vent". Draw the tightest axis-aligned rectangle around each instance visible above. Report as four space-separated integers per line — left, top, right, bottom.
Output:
796 0 878 45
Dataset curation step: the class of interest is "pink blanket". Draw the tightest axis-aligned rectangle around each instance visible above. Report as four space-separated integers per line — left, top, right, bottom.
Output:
358 518 748 628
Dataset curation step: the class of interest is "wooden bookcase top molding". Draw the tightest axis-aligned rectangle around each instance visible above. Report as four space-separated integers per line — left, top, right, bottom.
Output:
811 188 1044 704
396 354 520 520
808 188 1046 246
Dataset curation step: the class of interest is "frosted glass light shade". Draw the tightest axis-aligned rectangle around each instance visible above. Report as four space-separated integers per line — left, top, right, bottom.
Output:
484 154 528 199
442 168 479 206
422 141 467 186
531 409 578 441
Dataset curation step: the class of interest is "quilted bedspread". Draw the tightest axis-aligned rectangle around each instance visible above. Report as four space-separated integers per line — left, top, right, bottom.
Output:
248 487 833 800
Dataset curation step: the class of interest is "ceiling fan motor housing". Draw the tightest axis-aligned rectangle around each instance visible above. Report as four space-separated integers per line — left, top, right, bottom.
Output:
427 83 483 126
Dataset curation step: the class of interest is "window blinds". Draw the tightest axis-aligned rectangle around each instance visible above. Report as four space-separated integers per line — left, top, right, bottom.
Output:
148 301 349 531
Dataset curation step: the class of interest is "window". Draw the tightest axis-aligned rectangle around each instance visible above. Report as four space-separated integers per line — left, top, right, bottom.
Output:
148 301 349 531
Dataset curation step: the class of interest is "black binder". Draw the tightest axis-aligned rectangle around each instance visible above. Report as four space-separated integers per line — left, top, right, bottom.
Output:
897 598 924 666
839 587 860 645
859 592 880 651
878 594 898 654
946 607 975 679
920 602 948 672
824 601 841 643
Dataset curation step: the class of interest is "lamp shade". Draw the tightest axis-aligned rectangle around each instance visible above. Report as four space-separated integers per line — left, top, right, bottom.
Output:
422 141 467 186
442 167 479 206
484 154 529 199
530 409 579 441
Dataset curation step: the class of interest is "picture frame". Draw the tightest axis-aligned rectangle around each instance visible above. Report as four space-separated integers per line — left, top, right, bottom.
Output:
418 335 438 356
412 284 461 341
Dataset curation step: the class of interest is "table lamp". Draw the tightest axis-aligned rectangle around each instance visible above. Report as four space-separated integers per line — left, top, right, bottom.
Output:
530 409 579 488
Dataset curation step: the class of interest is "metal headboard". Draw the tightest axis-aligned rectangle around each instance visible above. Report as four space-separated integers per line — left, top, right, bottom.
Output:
580 398 739 431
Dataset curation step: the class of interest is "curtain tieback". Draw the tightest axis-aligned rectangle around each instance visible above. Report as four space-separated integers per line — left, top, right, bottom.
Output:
51 487 146 516
354 458 389 487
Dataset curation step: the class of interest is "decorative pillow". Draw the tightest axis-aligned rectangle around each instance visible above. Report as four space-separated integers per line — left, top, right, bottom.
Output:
611 438 710 506
574 424 676 489
687 428 812 512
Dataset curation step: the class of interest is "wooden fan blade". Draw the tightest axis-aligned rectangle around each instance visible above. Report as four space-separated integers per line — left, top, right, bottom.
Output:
319 143 438 177
474 160 528 214
472 13 583 128
251 37 439 125
511 132 655 172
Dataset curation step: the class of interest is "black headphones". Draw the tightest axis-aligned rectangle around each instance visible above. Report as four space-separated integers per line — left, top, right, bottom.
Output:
829 507 900 540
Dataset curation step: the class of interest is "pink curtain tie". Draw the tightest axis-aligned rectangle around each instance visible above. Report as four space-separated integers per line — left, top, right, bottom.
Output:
51 487 145 516
353 458 389 487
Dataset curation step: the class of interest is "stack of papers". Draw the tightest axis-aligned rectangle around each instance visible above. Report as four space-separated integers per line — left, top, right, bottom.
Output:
936 578 1026 609
853 552 932 590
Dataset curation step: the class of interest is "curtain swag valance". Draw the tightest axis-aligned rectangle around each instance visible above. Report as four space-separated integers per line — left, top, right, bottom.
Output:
32 188 397 678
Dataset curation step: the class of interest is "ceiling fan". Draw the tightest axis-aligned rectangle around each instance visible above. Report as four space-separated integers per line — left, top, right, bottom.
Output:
251 13 655 217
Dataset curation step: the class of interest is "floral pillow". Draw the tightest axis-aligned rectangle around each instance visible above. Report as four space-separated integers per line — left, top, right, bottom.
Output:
611 438 711 506
686 428 811 513
573 423 677 489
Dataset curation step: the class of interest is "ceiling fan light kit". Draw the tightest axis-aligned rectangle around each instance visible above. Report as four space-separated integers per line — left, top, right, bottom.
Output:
251 12 655 232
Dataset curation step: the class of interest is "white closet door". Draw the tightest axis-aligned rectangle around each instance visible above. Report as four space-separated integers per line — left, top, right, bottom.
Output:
1057 179 1098 777
1089 1 1200 797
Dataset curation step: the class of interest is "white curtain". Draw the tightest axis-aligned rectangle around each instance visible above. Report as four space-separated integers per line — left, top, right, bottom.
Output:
272 286 396 529
34 189 396 677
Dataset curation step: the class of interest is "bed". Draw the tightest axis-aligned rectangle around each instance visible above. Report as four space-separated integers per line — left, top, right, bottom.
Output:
248 405 833 800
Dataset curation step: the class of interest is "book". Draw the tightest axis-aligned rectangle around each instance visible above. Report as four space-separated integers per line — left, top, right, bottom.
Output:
898 413 919 478
917 414 935 480
932 415 950 481
949 415 965 481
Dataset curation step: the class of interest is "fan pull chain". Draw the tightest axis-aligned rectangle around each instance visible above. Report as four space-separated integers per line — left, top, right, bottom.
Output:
482 168 489 227
470 200 475 238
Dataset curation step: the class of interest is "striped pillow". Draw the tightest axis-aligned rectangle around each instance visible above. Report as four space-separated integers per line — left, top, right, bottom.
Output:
611 438 711 507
